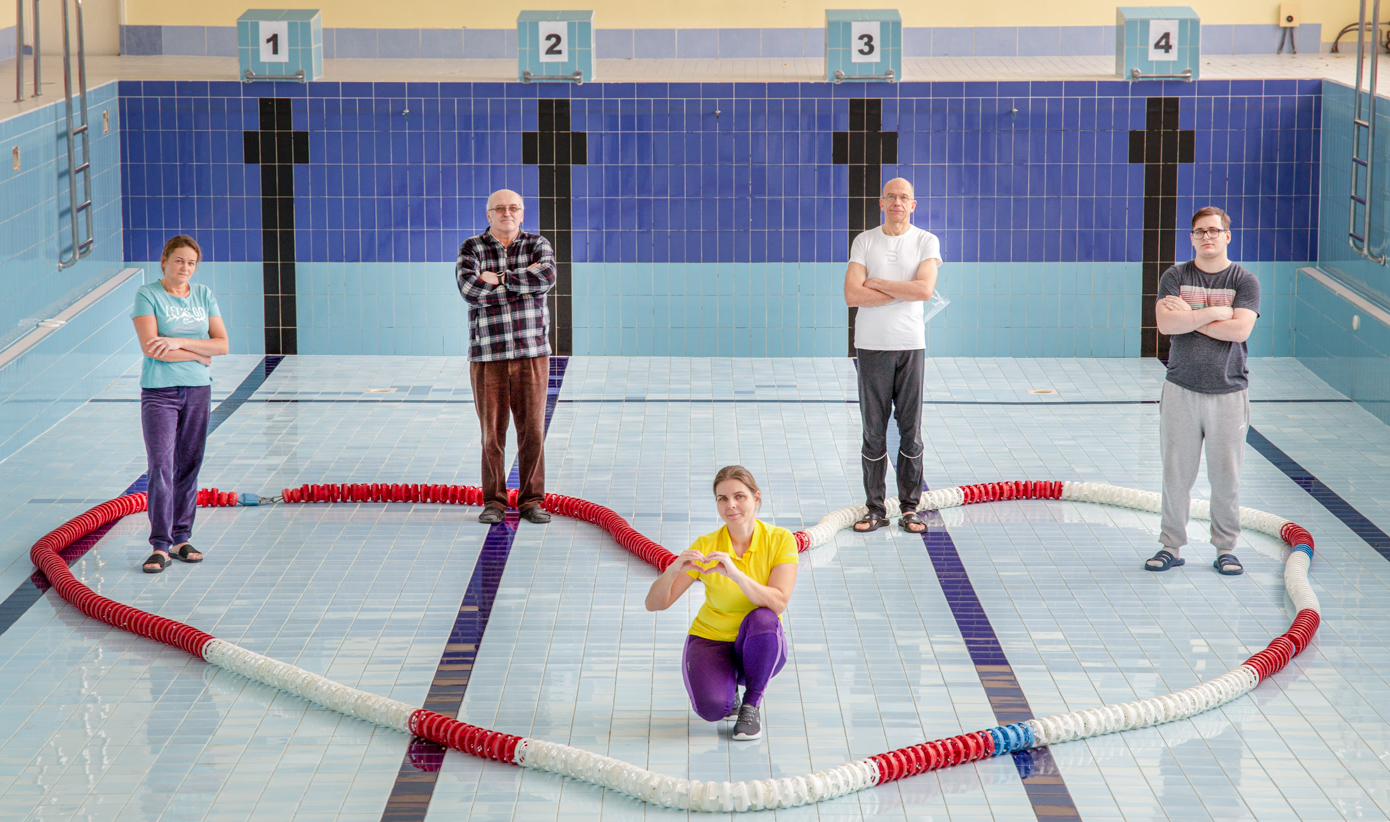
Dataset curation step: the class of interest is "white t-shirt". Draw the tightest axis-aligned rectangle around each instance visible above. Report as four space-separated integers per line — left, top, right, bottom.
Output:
849 225 942 351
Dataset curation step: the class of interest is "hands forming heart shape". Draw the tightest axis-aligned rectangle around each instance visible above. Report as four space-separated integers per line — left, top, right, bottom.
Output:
678 549 735 575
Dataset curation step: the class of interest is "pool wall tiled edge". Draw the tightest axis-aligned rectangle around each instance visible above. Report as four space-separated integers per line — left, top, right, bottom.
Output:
1305 80 1390 425
0 82 130 454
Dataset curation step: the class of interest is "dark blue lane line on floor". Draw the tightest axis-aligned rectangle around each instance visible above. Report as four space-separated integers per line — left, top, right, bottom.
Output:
1247 425 1390 563
920 510 1083 821
0 356 282 637
381 356 569 822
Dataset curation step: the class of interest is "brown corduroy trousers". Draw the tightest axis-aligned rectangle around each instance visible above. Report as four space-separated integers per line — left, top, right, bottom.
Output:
469 355 548 512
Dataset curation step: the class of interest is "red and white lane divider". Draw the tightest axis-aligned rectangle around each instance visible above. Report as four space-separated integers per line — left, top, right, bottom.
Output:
30 480 1319 813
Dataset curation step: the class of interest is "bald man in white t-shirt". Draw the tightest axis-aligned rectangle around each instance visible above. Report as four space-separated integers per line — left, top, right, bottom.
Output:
843 177 942 534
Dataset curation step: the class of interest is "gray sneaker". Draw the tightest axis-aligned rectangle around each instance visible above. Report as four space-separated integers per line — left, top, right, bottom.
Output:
724 691 742 720
732 704 762 741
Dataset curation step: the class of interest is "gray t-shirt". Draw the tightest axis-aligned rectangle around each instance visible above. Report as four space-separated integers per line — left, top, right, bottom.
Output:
1158 261 1261 394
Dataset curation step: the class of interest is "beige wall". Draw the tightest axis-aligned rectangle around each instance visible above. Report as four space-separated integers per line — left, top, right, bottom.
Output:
5 0 119 55
125 0 1357 38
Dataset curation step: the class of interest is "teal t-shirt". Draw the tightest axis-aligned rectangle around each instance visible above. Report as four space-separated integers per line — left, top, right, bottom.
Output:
131 281 221 389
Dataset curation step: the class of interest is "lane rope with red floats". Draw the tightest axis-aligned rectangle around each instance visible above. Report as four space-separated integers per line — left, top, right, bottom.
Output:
29 480 1319 812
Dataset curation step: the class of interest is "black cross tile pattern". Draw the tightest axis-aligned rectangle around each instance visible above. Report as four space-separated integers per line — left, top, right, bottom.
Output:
380 357 570 822
1129 97 1195 360
244 98 310 356
523 99 588 356
833 99 898 357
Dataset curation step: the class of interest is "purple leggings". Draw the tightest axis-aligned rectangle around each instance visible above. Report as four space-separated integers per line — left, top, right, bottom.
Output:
682 607 787 721
141 385 211 552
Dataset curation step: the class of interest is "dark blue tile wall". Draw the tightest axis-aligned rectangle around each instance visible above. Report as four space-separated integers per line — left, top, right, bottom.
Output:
119 78 1320 269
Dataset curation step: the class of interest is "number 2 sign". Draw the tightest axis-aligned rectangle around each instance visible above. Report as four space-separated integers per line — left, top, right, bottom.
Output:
1148 19 1178 61
851 20 880 63
259 20 289 63
538 21 567 63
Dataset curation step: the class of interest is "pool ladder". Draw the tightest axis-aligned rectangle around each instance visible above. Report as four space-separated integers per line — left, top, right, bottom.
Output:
13 0 40 102
57 0 95 269
1351 0 1389 264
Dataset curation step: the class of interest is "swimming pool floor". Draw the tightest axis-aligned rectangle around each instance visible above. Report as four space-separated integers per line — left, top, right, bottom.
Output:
0 355 1386 821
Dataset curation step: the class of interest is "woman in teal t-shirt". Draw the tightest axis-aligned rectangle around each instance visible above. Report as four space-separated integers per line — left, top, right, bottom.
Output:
131 235 230 573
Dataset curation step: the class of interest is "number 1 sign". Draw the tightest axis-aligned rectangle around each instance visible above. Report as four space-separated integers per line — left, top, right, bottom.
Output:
260 20 289 63
237 10 323 82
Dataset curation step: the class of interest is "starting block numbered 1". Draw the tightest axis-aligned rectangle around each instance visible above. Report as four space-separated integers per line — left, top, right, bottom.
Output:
237 9 322 82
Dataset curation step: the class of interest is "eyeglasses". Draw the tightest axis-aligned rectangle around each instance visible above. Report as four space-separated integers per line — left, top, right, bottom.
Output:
881 194 913 202
490 205 523 214
1191 228 1228 239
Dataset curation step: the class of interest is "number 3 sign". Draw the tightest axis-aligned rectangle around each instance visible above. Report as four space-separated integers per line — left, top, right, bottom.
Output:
851 20 880 63
1148 19 1178 61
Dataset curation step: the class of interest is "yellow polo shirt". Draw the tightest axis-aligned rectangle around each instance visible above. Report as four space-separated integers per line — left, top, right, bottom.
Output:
684 520 799 642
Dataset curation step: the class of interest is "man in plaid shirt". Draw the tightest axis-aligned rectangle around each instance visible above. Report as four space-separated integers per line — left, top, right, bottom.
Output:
456 189 556 525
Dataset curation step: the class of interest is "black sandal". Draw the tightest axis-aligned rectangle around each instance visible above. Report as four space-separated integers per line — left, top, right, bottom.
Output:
478 506 505 524
1144 549 1185 572
170 544 203 563
1213 553 1244 576
142 552 170 574
853 514 889 532
899 511 927 533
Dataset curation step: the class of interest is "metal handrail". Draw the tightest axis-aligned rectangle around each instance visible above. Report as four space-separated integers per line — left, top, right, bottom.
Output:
833 68 896 83
13 0 41 103
1130 68 1193 81
521 69 584 84
57 0 94 269
243 68 307 83
1350 0 1388 264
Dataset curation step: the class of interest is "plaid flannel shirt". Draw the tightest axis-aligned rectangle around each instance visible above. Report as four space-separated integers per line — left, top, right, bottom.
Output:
455 230 556 361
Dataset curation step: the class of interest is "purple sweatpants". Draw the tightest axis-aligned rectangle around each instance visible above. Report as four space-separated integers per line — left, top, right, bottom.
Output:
141 385 211 552
682 607 788 721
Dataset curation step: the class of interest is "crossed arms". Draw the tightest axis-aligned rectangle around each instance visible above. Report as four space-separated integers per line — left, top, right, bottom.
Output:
132 316 229 366
456 240 557 307
844 259 939 307
1155 296 1256 342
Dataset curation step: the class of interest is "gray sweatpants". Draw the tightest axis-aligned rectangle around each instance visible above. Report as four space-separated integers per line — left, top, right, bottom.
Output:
1159 380 1250 556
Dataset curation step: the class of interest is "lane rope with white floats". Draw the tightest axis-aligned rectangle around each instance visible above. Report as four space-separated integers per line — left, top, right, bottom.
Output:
30 480 1319 812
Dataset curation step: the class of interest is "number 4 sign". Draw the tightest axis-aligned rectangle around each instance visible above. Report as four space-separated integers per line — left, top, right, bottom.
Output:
538 21 567 63
1148 19 1178 61
851 20 879 63
259 20 289 63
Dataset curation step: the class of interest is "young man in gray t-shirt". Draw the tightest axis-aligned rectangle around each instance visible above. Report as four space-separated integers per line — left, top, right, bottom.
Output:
1145 206 1261 576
